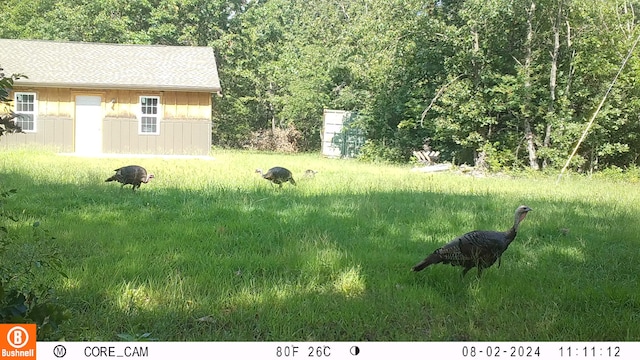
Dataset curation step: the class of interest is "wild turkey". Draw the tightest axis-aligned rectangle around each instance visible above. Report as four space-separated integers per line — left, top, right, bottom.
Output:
412 205 532 277
303 169 318 178
255 167 296 188
105 165 154 191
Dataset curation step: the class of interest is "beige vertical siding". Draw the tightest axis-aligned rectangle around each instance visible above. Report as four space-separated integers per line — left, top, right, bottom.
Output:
102 117 211 155
2 87 212 155
0 115 74 151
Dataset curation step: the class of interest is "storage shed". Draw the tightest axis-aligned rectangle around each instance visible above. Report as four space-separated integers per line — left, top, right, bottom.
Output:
321 109 364 158
0 39 221 155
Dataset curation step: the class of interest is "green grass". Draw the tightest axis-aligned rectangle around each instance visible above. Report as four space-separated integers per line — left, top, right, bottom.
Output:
1 148 639 341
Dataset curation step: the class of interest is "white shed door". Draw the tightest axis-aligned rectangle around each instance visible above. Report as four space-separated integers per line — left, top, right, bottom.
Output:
75 95 103 154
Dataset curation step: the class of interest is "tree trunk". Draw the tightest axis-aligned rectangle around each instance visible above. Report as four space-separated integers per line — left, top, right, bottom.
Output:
621 1 636 38
268 81 276 132
524 120 538 170
543 1 563 168
523 1 539 170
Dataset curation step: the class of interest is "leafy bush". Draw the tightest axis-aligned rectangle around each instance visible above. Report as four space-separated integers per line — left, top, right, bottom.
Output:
0 66 26 137
357 139 405 163
0 189 70 339
591 165 640 183
478 143 518 171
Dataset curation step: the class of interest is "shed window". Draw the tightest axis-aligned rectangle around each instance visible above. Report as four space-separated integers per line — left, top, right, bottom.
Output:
139 96 160 134
14 92 37 132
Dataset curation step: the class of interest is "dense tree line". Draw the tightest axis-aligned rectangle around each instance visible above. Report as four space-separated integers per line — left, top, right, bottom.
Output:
2 0 640 170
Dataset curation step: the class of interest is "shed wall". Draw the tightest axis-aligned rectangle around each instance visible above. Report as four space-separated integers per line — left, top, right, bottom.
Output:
103 117 211 155
321 110 364 158
0 115 73 152
1 87 212 155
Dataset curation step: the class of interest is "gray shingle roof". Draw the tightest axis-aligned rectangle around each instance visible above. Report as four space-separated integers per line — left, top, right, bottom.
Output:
0 39 221 92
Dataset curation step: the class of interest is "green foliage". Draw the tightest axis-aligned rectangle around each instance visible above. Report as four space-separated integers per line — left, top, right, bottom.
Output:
0 0 237 45
478 143 517 170
0 189 70 339
0 67 25 137
591 164 640 183
357 140 405 164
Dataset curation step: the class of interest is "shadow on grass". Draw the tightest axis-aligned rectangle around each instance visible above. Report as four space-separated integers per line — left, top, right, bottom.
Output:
1 170 639 341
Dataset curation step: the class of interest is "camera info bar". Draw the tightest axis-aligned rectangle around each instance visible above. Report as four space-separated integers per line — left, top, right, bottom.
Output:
32 341 639 360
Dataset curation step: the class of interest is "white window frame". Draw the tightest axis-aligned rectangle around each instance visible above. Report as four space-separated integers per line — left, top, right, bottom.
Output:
138 95 161 135
14 92 37 132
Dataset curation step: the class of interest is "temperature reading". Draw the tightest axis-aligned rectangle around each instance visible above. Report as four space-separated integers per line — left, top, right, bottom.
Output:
275 345 331 358
276 345 299 357
308 346 331 357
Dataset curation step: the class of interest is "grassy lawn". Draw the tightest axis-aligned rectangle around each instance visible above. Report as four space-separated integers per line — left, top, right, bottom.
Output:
1 148 639 341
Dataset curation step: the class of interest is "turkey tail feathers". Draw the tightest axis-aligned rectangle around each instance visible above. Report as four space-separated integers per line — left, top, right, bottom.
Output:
412 253 441 272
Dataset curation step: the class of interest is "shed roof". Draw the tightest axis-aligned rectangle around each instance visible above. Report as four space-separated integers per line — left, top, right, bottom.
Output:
0 39 221 92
